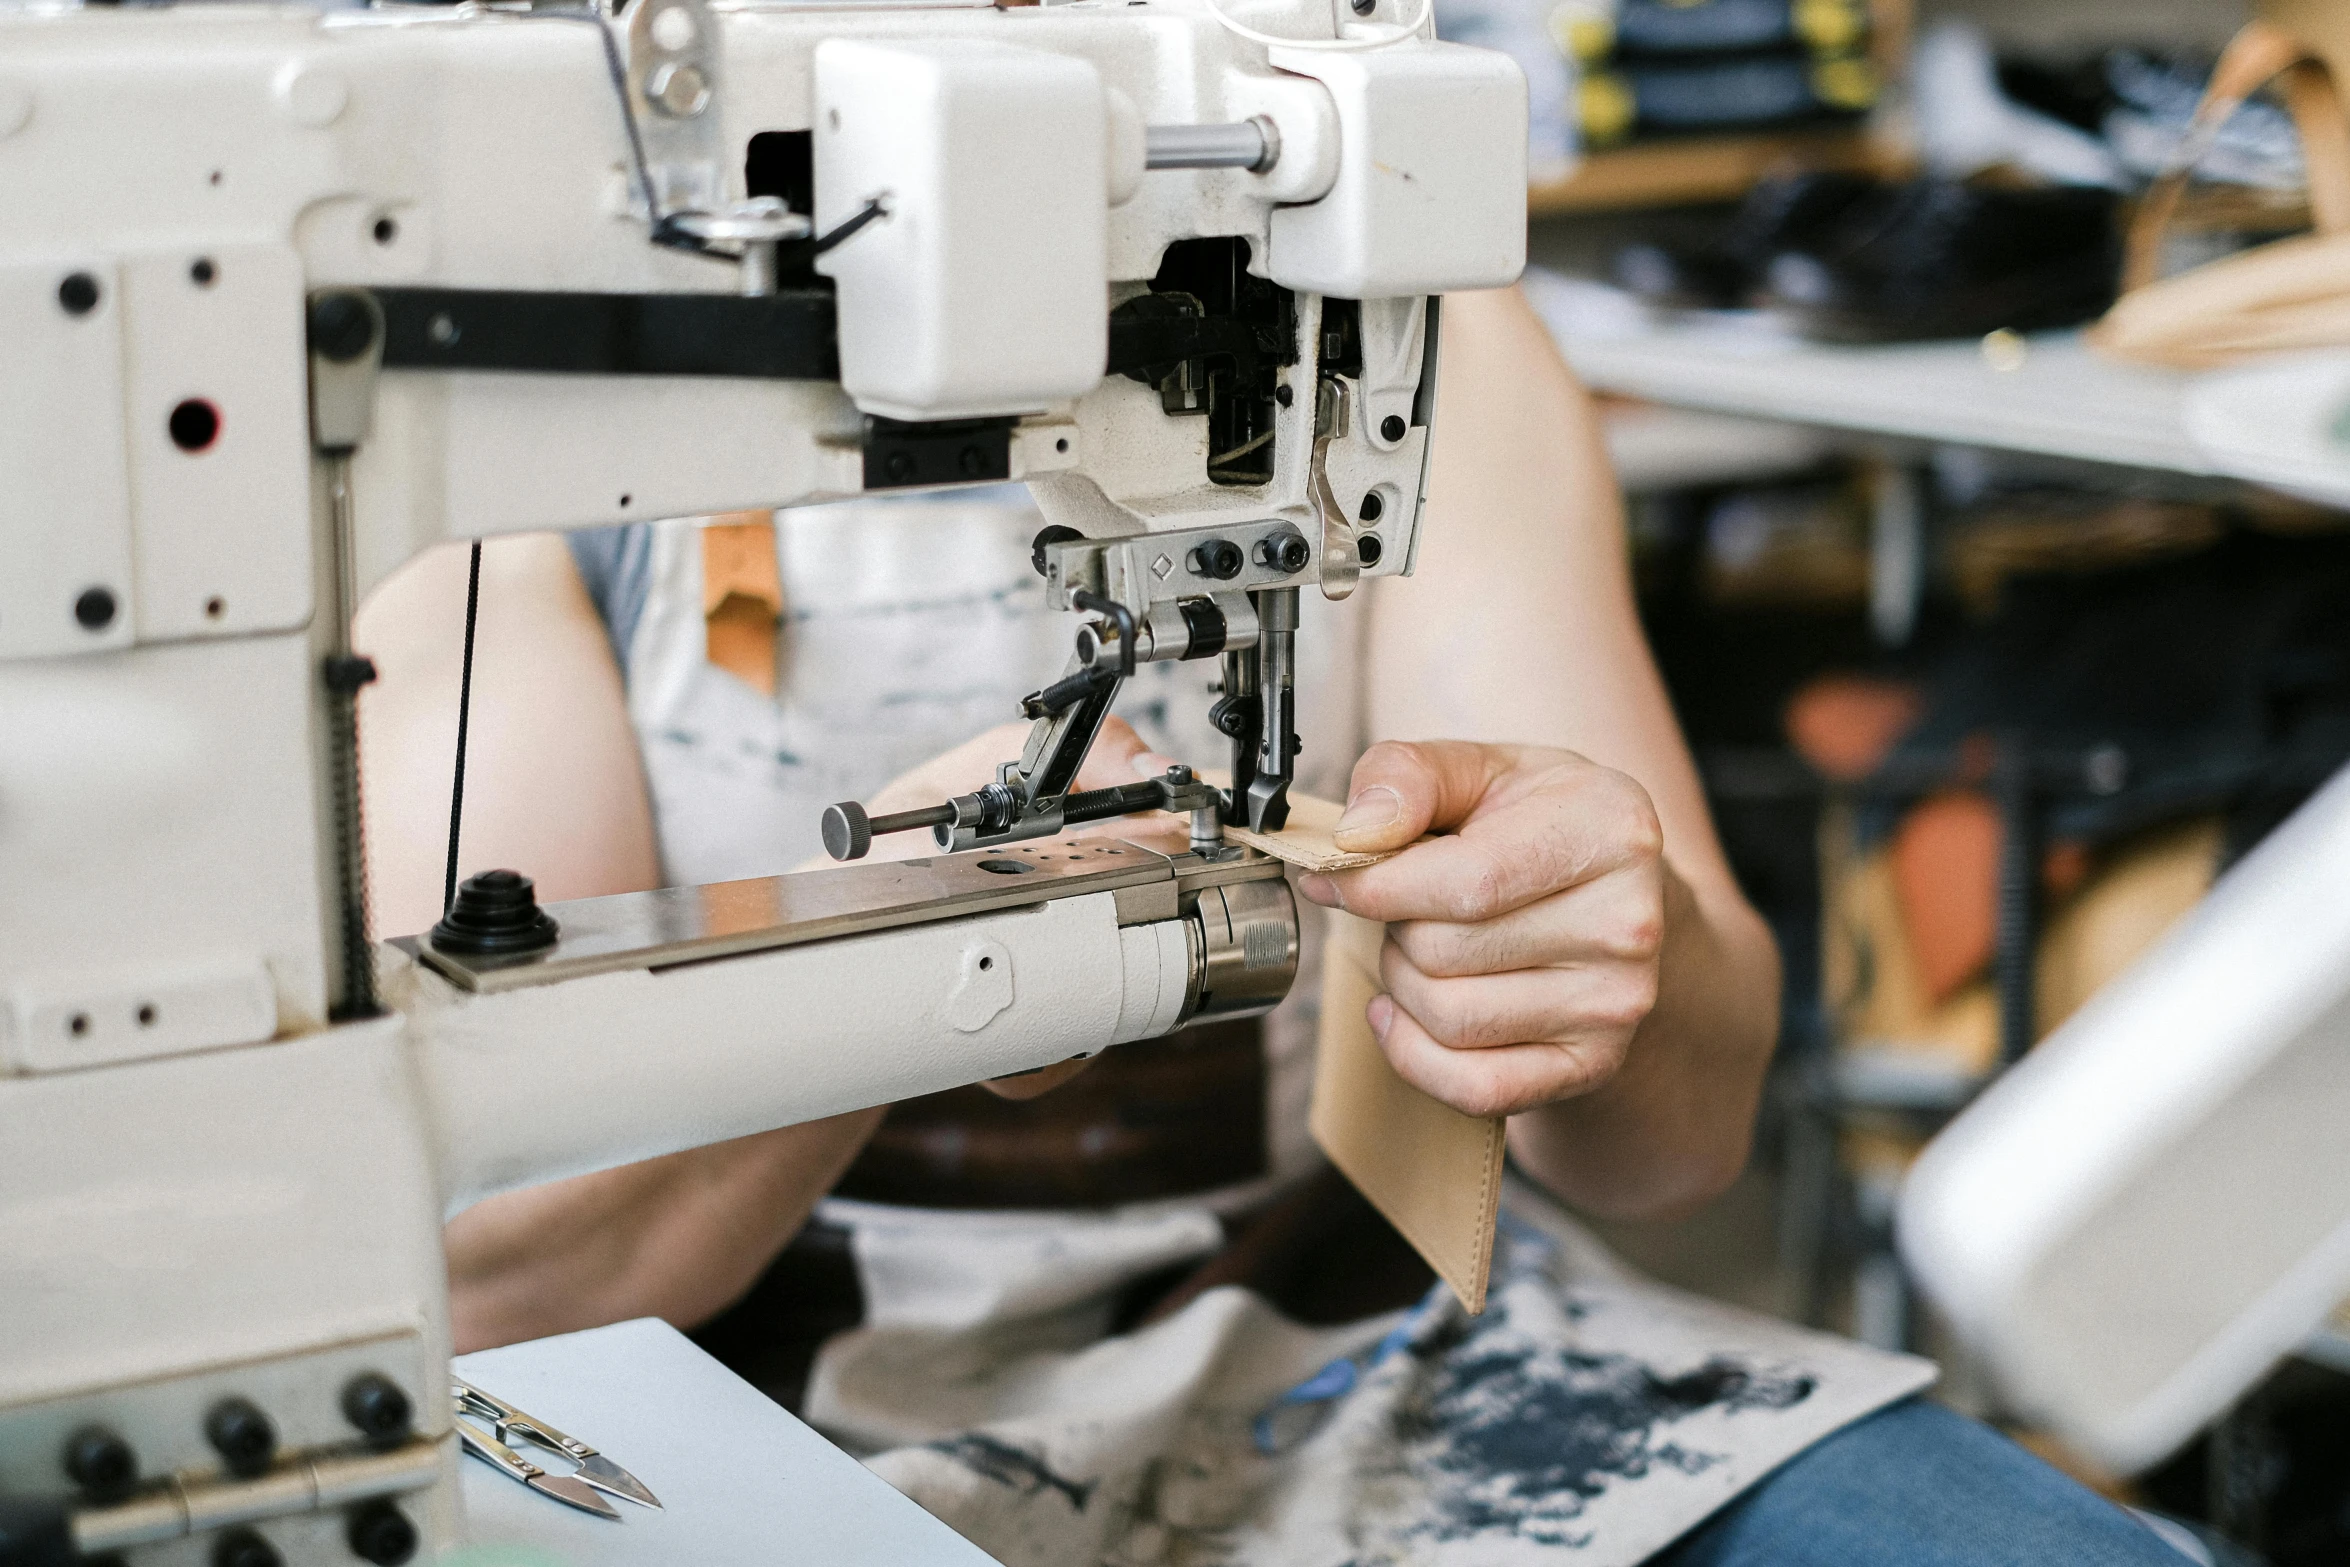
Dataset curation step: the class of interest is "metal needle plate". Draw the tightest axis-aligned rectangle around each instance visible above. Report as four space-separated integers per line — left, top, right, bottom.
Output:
394 833 1231 995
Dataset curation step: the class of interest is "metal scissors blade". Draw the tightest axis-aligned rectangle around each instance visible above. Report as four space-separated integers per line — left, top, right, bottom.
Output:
456 1417 622 1520
454 1378 661 1510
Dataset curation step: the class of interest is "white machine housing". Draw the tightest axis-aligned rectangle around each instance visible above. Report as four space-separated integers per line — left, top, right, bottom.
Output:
1901 761 2350 1473
0 0 1525 1560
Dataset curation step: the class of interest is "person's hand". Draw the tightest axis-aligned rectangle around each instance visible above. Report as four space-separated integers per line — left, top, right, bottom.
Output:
860 717 1169 1097
1295 741 1668 1120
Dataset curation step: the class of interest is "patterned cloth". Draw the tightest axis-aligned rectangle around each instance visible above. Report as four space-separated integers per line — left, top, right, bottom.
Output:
817 1181 1931 1567
569 497 1934 1564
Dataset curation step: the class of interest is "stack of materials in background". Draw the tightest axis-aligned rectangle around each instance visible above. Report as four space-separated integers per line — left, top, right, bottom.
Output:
1552 0 1883 149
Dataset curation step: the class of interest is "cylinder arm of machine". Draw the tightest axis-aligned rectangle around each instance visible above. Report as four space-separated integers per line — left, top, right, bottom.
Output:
389 826 1297 1214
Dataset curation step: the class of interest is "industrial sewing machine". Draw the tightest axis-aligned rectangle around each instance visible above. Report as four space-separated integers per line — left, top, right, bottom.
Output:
0 0 1524 1558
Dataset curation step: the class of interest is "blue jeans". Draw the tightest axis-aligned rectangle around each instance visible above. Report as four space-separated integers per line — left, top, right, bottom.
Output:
1654 1400 2192 1567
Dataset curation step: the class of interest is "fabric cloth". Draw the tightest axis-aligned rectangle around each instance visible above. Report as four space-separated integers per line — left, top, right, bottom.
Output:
811 1178 1935 1567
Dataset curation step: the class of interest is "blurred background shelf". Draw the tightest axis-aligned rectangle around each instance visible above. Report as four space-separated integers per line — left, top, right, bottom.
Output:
1528 128 1912 214
1541 291 2202 474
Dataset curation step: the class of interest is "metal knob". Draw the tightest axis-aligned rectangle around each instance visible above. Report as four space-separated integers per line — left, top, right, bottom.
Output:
669 198 812 296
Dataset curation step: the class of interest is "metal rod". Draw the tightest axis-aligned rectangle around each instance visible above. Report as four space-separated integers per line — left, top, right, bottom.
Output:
869 803 958 837
1146 119 1277 172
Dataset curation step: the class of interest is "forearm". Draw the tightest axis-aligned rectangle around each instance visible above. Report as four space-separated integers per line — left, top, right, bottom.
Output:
1509 865 1780 1220
445 1106 883 1352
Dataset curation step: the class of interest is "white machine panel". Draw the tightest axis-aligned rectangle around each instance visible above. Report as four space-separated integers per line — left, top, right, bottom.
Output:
0 257 135 660
121 245 314 643
815 37 1108 422
1267 40 1528 298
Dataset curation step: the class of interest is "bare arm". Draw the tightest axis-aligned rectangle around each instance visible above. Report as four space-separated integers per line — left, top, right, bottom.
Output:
357 534 879 1351
1333 286 1781 1220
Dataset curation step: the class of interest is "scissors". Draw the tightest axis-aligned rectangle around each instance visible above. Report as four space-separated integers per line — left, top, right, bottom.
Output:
454 1378 662 1519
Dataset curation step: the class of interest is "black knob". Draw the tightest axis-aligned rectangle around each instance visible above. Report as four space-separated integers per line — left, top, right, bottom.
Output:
306 291 377 364
1380 414 1408 442
57 272 100 316
74 587 117 632
61 1424 137 1500
1357 490 1384 523
430 870 560 956
212 1526 282 1567
347 1501 418 1566
820 801 871 862
0 1496 73 1565
1188 540 1244 580
204 1397 276 1478
341 1373 413 1445
1356 533 1384 567
1255 532 1310 574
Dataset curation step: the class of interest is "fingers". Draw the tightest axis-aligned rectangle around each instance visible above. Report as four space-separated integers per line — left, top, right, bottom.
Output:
1385 860 1663 979
1306 761 1660 924
1329 740 1501 854
1378 938 1656 1056
1368 995 1622 1120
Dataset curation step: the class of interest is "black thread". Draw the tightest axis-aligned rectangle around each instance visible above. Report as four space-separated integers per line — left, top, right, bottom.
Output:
444 541 484 915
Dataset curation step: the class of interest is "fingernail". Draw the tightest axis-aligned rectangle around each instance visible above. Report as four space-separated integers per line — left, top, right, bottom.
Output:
1335 785 1401 839
1296 873 1341 909
1366 993 1394 1040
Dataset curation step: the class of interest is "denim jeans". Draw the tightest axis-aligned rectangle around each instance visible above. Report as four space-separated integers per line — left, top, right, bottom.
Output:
1655 1399 2194 1566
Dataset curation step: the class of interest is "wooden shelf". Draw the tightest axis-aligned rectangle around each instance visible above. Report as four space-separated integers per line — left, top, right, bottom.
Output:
1528 128 1909 216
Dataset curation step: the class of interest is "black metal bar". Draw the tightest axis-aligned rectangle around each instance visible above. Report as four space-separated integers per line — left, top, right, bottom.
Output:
1994 734 2039 1065
374 287 838 380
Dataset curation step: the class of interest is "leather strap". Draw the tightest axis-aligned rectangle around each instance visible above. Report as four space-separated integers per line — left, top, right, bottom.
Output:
2122 18 2350 293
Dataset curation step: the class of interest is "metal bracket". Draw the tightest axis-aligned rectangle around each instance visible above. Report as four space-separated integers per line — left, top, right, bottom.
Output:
1311 376 1361 602
626 0 724 217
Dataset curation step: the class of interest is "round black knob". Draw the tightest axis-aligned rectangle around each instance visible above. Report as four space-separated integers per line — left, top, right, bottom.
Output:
212 1526 282 1567
1255 532 1310 575
75 587 117 632
1188 539 1243 580
204 1397 276 1478
820 801 871 862
61 1424 137 1500
430 870 559 956
57 272 100 316
1380 414 1408 442
341 1373 413 1444
1357 490 1384 523
347 1501 418 1566
1356 532 1384 567
306 291 378 364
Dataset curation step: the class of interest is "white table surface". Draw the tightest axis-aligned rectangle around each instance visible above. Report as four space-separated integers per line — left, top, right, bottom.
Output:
1526 272 2207 475
453 1318 997 1566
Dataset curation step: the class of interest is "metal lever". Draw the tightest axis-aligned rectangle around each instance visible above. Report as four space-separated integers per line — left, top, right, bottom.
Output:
824 767 1221 861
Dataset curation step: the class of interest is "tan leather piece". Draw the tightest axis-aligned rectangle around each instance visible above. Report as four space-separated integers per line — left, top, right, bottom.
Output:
2100 9 2350 364
701 514 783 695
1311 908 1506 1315
1223 788 1392 871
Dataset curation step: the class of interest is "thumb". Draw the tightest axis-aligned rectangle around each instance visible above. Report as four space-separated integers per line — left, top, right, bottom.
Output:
1332 740 1494 853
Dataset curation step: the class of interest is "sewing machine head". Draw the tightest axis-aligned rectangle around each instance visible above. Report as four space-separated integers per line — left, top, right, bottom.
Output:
0 0 1522 1558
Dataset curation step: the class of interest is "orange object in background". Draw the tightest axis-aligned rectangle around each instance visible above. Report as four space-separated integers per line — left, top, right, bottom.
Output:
701 514 783 696
1784 674 1923 782
1888 790 2001 1005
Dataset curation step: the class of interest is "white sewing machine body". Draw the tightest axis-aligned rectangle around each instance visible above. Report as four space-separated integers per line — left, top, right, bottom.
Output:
0 0 1525 1558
